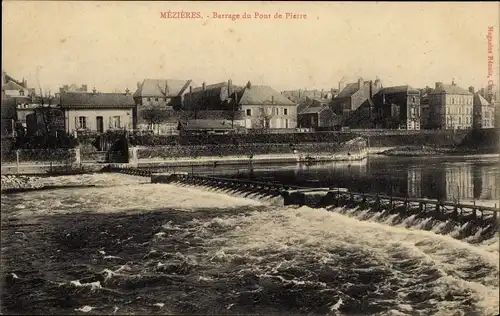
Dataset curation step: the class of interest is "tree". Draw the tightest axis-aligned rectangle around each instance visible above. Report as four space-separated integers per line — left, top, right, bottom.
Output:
254 107 273 133
35 88 58 136
155 81 200 120
140 107 173 135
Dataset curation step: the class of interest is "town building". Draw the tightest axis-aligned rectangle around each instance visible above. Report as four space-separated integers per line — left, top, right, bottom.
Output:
331 77 383 118
134 78 193 109
59 89 135 135
1 72 35 136
234 82 297 131
419 86 433 129
26 106 65 136
471 87 495 129
428 81 474 130
2 72 34 99
298 104 340 130
133 78 194 134
185 80 243 111
16 95 60 128
371 85 421 130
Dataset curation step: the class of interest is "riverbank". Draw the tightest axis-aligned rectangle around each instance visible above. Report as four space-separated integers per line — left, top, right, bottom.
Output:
133 150 367 168
378 146 499 157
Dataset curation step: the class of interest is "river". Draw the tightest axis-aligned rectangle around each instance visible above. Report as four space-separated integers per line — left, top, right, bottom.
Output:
161 155 500 207
1 168 498 315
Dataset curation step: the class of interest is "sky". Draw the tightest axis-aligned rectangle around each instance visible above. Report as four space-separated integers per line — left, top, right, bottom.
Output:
2 1 500 94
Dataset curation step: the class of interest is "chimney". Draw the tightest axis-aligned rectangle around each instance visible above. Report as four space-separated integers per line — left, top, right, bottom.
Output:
468 86 475 94
321 89 324 98
92 87 97 94
369 80 373 98
246 81 252 89
339 79 345 92
357 77 363 90
452 78 456 86
228 79 232 96
271 95 275 104
82 84 88 92
125 88 130 94
435 82 443 89
202 81 206 91
298 89 302 98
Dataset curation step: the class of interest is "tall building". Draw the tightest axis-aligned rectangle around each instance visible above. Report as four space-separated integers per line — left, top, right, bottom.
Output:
471 86 496 129
371 85 421 130
428 81 473 130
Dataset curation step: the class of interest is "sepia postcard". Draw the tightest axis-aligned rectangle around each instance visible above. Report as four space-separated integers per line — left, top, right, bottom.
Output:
1 1 499 315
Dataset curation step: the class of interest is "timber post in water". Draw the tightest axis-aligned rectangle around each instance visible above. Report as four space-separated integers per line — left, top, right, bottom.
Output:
142 171 500 236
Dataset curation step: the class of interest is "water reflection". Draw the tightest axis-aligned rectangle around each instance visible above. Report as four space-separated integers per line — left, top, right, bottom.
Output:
224 157 499 205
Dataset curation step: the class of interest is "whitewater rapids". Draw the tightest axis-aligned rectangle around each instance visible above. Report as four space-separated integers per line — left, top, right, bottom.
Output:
1 173 498 315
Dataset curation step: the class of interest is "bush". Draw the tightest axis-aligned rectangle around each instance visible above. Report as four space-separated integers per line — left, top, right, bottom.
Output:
17 148 74 163
135 141 365 159
129 132 356 147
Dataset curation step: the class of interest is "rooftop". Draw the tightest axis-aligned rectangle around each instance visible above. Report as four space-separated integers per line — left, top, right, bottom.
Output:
134 79 192 98
379 85 420 94
238 84 296 106
431 83 471 95
59 92 135 109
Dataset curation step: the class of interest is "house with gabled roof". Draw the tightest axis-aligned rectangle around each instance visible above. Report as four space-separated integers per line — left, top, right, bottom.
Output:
472 87 495 129
133 78 196 134
133 78 194 109
331 77 382 118
298 104 340 130
60 89 135 134
233 82 298 131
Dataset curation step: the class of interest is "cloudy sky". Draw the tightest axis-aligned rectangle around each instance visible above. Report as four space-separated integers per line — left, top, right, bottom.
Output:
2 1 499 93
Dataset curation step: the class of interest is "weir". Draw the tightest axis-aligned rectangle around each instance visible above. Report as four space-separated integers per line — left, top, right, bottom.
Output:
108 166 500 237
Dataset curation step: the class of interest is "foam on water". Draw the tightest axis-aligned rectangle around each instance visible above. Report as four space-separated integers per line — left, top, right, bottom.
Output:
2 175 261 219
2 173 499 315
181 205 499 315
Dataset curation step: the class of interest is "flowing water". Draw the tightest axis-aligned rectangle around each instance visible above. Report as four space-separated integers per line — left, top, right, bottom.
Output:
1 173 499 315
159 155 500 207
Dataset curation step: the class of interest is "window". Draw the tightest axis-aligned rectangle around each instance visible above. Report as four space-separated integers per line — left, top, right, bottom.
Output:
155 97 159 102
285 119 289 128
19 90 24 96
78 116 87 129
284 108 288 116
113 116 121 128
412 96 416 103
246 109 251 116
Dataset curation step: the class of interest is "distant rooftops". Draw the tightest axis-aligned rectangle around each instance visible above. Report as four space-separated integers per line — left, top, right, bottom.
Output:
134 79 192 98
